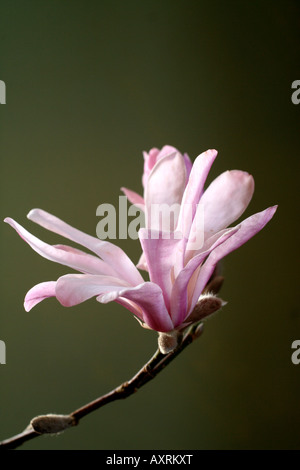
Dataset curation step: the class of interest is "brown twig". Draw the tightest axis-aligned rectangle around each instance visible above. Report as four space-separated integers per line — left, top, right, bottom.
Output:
0 322 203 450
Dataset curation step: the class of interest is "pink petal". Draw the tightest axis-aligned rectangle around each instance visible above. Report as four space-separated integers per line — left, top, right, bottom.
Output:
143 148 160 186
24 281 57 312
170 227 239 326
115 297 144 320
120 187 145 209
139 228 182 311
156 145 180 161
143 146 183 188
26 209 144 286
190 205 278 310
4 218 118 276
55 273 173 332
185 227 239 264
55 274 131 307
174 149 218 274
200 170 255 236
177 149 218 237
183 152 193 180
136 252 148 271
98 282 174 332
145 152 187 231
53 244 118 276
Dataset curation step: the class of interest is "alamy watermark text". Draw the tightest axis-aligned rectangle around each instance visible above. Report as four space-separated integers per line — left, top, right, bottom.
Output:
0 80 6 104
96 196 205 250
0 340 6 364
291 80 300 105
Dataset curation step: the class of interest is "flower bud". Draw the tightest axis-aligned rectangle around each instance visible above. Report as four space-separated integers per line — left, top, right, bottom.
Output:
187 294 226 324
158 330 180 354
30 414 76 434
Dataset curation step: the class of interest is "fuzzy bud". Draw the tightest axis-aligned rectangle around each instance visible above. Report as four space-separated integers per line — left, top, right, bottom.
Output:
194 322 204 338
30 414 76 434
187 293 226 324
158 330 180 354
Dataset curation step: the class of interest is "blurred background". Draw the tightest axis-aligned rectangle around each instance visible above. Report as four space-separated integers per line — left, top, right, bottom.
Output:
0 0 299 450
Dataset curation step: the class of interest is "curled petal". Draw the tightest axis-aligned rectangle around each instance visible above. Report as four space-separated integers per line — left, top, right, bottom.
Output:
24 281 57 312
55 274 174 332
98 282 174 332
115 297 144 321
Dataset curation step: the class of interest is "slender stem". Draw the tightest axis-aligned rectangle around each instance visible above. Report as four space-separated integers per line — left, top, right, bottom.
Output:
71 348 165 421
0 427 39 450
0 323 203 450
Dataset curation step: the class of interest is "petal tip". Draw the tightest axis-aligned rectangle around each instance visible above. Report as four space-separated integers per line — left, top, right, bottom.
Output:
27 208 40 220
4 217 17 229
207 149 218 157
265 204 278 220
24 302 32 312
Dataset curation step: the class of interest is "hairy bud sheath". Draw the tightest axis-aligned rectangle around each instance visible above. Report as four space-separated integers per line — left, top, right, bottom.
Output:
30 414 76 434
158 330 181 354
187 293 226 323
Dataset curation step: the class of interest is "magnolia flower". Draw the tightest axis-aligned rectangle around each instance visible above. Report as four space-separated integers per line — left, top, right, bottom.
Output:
4 147 277 353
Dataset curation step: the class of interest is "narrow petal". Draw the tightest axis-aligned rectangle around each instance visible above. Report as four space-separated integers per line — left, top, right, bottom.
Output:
189 205 278 310
200 170 255 236
183 152 193 180
115 297 144 320
24 281 57 311
170 227 239 326
120 187 145 209
98 282 174 332
145 152 186 230
26 209 144 286
142 148 160 187
55 273 173 332
4 218 118 276
185 227 238 264
53 244 118 276
55 274 131 307
177 149 218 237
139 228 182 311
175 149 218 274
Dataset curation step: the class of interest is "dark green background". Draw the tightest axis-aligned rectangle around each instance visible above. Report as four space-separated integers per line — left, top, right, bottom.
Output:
0 0 299 450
